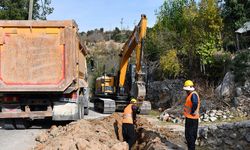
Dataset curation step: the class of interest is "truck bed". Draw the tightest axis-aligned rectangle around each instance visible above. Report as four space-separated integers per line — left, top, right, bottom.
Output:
0 20 87 92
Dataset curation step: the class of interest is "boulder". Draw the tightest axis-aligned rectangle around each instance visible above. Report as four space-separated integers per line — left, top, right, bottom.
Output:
236 87 243 97
215 72 235 99
243 80 250 96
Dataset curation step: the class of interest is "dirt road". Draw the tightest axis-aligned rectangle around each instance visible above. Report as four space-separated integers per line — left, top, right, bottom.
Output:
0 103 110 150
0 127 45 150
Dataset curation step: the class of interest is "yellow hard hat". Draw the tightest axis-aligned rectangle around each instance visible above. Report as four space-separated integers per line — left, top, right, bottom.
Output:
130 98 137 103
183 80 195 91
184 80 194 87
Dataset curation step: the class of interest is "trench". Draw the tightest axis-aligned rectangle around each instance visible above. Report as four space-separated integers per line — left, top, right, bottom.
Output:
113 113 185 150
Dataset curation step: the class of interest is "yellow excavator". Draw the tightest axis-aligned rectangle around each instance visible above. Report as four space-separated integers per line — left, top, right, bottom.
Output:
93 14 151 114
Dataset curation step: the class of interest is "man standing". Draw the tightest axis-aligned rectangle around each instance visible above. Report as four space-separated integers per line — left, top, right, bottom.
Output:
122 98 140 150
183 80 200 150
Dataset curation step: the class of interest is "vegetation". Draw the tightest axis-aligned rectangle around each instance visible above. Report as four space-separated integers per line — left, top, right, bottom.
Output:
80 27 132 43
222 0 250 51
160 49 182 78
145 0 250 83
0 0 53 20
233 50 250 84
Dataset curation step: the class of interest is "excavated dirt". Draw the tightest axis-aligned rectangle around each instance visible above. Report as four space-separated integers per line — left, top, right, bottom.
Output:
35 113 185 150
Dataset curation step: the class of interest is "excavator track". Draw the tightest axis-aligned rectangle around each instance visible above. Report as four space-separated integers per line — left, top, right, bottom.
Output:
94 98 116 114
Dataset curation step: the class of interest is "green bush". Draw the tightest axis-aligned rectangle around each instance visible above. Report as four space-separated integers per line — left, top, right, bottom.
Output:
160 49 182 78
205 51 232 82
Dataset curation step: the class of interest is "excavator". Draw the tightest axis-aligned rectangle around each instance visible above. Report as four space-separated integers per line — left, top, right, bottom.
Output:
92 14 151 114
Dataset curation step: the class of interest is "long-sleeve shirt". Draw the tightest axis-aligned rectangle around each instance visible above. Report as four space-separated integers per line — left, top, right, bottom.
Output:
132 105 140 123
191 93 198 114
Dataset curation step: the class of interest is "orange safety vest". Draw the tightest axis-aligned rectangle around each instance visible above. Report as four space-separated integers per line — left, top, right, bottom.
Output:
122 104 134 124
183 91 200 119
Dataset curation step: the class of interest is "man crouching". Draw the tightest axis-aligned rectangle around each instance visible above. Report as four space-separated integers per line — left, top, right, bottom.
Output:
122 98 140 150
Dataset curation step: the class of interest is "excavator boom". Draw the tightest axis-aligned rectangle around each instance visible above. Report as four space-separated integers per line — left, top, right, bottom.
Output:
119 14 147 88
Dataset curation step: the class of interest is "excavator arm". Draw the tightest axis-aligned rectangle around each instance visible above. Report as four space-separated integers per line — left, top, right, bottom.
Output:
118 14 147 100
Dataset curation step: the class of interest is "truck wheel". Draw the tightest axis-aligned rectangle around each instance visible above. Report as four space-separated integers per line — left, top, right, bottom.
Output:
15 119 30 129
78 95 84 119
84 107 89 115
3 119 15 130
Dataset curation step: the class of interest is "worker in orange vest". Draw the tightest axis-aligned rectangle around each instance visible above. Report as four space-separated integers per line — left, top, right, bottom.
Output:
183 80 200 150
122 98 140 150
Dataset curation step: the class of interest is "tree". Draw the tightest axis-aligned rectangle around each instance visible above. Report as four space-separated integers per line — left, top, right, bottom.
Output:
160 49 182 78
145 0 226 81
196 0 223 74
222 0 250 51
0 0 53 20
145 0 188 61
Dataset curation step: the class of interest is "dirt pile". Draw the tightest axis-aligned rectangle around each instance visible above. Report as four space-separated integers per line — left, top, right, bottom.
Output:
35 113 185 150
35 113 128 150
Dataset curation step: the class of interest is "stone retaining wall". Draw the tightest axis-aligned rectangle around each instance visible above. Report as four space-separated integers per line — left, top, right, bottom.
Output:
198 120 250 150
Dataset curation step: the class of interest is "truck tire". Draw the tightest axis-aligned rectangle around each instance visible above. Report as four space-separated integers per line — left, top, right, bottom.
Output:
84 107 89 115
78 95 84 119
15 119 30 129
3 119 15 130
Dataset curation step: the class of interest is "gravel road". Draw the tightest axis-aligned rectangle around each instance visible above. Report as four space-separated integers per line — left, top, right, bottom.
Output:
0 103 111 150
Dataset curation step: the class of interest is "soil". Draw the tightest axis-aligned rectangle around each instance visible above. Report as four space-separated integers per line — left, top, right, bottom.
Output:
35 113 186 150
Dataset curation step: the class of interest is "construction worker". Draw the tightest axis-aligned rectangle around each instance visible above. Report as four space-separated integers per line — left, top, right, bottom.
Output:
183 80 200 150
122 98 140 150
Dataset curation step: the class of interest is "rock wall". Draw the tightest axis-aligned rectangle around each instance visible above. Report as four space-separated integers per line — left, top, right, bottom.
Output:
147 79 185 109
198 120 250 150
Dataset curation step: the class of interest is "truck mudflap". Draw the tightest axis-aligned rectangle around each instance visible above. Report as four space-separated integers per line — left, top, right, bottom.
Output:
52 102 80 121
94 98 116 114
0 105 52 119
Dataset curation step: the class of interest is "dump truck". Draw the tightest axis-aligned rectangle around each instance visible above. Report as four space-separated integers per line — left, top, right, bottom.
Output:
0 20 89 129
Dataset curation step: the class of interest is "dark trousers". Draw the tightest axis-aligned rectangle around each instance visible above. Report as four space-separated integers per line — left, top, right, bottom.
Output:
185 117 199 150
122 123 136 150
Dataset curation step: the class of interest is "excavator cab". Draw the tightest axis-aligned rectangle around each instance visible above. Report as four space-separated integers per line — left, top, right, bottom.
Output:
95 75 115 95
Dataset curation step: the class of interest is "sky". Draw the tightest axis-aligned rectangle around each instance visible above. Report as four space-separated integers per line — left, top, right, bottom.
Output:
47 0 164 32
